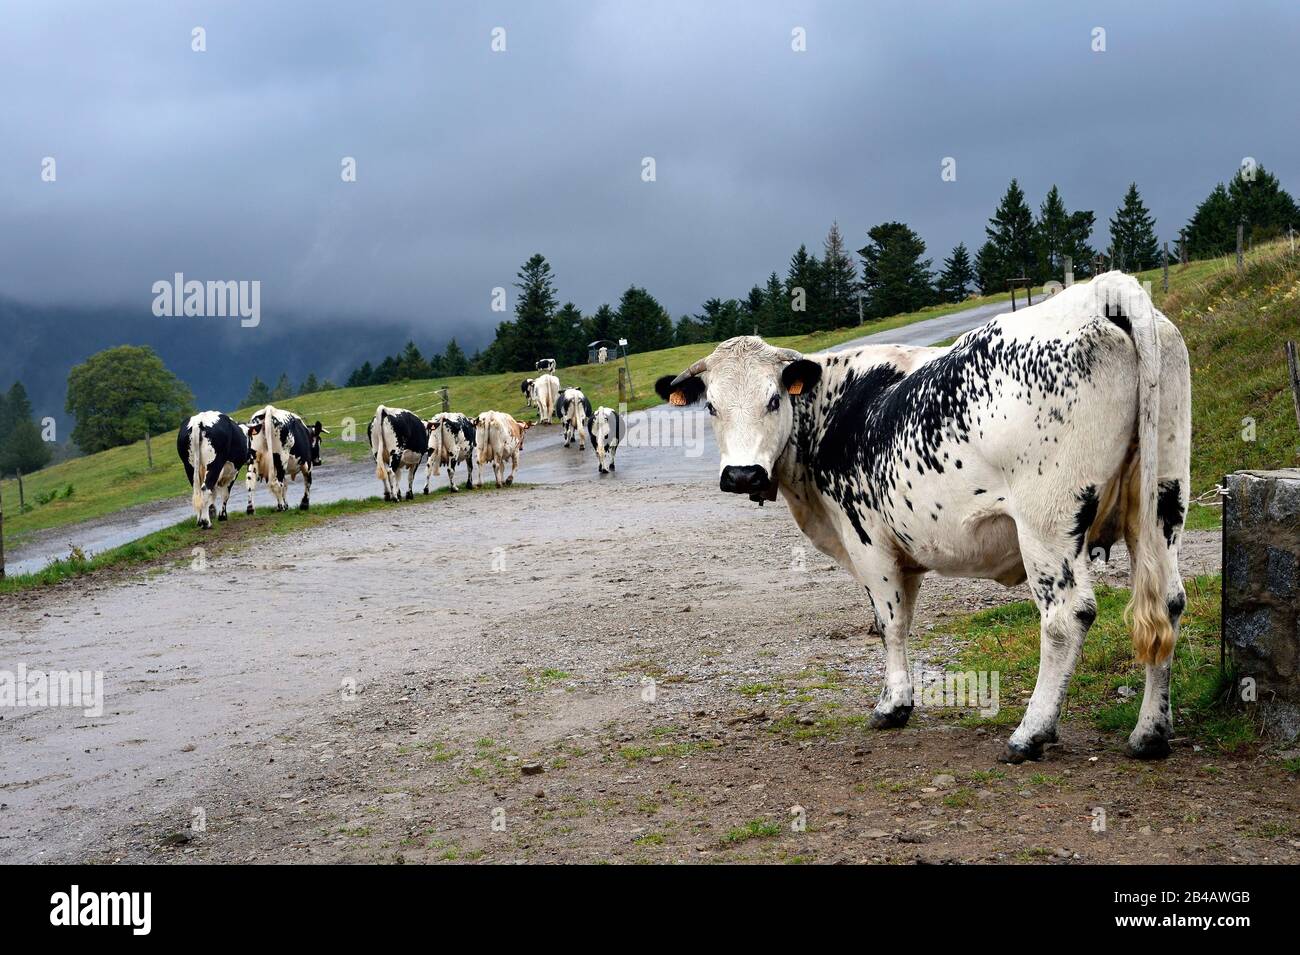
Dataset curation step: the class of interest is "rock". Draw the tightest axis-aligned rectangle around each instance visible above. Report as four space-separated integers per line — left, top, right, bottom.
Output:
931 774 957 789
521 762 544 776
180 743 196 753
1116 685 1136 699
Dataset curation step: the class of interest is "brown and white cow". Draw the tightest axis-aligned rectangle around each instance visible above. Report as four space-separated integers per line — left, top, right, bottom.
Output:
474 410 530 487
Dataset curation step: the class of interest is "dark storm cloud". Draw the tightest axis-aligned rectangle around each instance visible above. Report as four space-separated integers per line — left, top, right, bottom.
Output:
1 0 1296 346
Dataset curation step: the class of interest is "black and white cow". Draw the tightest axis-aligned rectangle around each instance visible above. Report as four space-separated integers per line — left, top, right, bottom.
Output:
368 404 428 501
177 411 251 528
424 412 476 492
556 386 592 449
246 405 325 512
657 273 1191 763
586 406 623 474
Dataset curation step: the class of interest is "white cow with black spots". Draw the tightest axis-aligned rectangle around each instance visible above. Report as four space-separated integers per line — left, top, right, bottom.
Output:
424 412 477 492
586 406 623 474
557 386 591 449
658 273 1191 764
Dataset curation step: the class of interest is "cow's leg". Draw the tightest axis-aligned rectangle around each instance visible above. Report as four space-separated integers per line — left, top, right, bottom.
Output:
506 451 518 486
595 444 606 473
1006 535 1096 763
423 459 433 495
608 443 617 470
866 568 922 729
271 454 289 511
217 477 232 521
298 465 311 510
245 464 256 514
463 456 474 489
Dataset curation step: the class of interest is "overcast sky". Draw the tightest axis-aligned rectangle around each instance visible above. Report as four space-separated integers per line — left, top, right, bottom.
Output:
2 0 1296 348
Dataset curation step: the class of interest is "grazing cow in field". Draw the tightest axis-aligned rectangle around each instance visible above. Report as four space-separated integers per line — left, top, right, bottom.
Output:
524 373 560 423
246 405 325 512
557 386 592 449
367 405 428 501
587 406 623 474
475 410 530 487
178 411 251 528
425 412 477 492
657 273 1191 763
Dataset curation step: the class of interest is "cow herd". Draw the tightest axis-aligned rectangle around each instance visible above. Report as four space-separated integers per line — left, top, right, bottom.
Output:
177 379 624 529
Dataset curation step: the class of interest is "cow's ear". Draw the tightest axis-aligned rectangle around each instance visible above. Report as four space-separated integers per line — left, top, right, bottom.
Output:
655 374 707 407
782 359 821 397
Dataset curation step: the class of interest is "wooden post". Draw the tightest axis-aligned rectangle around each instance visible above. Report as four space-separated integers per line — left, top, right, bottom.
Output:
440 387 450 414
1285 341 1300 447
16 469 24 512
1162 242 1169 293
1178 229 1188 266
0 484 6 580
1236 223 1244 273
857 293 864 326
618 367 627 407
145 430 153 469
1063 255 1073 287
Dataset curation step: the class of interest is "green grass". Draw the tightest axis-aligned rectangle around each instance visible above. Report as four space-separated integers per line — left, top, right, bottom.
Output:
0 287 1040 550
0 483 509 595
720 817 784 844
937 574 1255 751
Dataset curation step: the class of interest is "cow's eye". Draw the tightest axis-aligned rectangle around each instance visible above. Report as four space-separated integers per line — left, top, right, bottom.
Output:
766 394 781 413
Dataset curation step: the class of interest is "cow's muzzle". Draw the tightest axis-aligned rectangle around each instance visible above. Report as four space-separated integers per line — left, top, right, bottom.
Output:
720 464 770 498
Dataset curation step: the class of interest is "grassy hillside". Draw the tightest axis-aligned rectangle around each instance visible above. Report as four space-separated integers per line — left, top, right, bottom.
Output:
0 288 1034 547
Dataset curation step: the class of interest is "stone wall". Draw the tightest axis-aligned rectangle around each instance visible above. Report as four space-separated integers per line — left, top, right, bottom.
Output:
1224 469 1300 740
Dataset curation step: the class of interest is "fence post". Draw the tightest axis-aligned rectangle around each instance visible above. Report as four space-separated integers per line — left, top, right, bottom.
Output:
1285 341 1300 443
16 469 24 511
440 387 449 414
0 484 5 580
1236 223 1244 273
618 367 627 407
1162 242 1169 293
145 430 153 469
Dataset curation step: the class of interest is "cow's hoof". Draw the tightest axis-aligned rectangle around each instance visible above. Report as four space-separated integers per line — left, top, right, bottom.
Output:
599 467 607 474
505 477 514 486
1003 739 1046 764
1126 730 1171 761
609 463 616 470
422 488 429 496
218 511 228 522
298 500 309 511
449 485 459 493
869 704 913 730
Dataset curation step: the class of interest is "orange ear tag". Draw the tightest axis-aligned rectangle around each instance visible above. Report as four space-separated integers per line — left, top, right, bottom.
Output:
787 380 804 396
669 392 687 406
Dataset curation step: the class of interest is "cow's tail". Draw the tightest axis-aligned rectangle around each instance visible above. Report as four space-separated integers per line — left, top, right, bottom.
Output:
1117 280 1174 665
189 419 205 514
373 406 391 481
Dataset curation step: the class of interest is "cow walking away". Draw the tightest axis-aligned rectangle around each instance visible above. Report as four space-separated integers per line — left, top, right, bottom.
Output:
587 406 623 474
368 405 428 501
557 386 592 449
475 410 530 487
425 412 476 492
657 274 1191 763
524 373 560 424
178 411 251 528
246 405 326 513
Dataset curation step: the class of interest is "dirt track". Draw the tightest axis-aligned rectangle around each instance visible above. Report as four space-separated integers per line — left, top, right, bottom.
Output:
2 478 1296 864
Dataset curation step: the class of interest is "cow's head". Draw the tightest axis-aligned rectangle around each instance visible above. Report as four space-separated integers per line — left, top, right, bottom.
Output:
656 337 821 501
309 420 329 465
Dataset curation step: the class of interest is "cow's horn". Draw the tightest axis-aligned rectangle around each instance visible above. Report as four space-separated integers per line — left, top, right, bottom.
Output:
771 347 802 362
670 356 710 386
